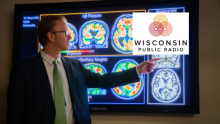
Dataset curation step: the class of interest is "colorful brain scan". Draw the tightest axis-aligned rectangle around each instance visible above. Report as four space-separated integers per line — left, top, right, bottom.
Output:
151 69 181 102
79 20 109 49
111 59 143 100
111 14 133 54
84 63 107 95
152 55 180 68
67 22 78 49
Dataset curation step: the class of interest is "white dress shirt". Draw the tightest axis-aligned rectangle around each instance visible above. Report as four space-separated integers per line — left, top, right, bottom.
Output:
40 50 74 124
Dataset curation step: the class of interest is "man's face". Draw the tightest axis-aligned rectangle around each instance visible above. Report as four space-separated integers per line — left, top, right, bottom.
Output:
52 20 71 51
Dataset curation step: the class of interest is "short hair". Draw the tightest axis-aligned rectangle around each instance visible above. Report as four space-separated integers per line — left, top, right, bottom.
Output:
37 15 67 46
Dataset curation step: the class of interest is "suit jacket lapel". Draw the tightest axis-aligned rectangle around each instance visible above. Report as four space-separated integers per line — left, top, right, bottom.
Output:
34 53 55 108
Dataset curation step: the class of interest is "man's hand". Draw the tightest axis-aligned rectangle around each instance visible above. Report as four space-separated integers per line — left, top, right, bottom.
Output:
137 58 160 74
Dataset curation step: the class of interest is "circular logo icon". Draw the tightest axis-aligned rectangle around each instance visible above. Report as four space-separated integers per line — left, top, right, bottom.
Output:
149 14 173 37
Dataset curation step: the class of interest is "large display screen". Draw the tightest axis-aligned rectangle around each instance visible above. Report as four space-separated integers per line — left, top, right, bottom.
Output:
13 0 199 113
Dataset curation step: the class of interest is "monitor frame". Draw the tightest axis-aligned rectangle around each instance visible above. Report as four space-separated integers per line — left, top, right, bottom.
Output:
12 0 199 114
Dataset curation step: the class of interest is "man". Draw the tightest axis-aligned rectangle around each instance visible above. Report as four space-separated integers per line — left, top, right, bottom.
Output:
7 15 159 124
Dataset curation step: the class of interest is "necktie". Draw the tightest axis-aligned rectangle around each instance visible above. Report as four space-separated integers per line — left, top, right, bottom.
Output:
53 60 67 124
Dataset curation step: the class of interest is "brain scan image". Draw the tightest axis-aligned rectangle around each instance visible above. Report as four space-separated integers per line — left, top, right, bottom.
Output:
67 22 78 49
152 55 180 68
111 14 133 54
79 20 109 49
111 59 143 100
84 63 107 95
151 69 181 102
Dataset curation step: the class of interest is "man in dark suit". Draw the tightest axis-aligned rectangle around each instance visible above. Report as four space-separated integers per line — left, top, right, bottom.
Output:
7 15 159 124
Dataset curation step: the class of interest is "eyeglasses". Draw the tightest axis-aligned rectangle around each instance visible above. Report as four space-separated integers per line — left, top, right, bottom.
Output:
52 31 69 36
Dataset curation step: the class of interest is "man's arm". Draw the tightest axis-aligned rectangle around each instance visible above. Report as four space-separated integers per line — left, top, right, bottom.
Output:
7 62 25 124
76 58 160 88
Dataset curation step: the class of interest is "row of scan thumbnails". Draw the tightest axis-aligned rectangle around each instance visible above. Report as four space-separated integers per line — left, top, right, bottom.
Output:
72 54 185 105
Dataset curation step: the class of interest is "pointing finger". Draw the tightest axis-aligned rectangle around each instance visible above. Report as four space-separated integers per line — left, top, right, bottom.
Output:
149 58 160 62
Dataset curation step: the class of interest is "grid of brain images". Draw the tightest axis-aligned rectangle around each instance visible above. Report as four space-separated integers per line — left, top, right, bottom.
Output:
84 63 107 96
85 59 144 101
151 55 181 103
64 14 134 53
111 59 144 100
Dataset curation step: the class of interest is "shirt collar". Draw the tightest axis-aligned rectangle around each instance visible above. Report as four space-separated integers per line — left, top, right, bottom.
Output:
40 50 62 65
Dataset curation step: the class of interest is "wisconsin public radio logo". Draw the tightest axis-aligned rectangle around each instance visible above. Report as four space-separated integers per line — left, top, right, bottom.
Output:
149 14 173 37
133 13 189 55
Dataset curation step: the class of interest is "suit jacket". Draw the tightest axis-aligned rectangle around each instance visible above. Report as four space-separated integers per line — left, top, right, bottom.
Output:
7 53 139 124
